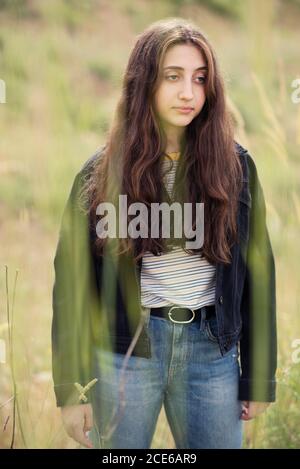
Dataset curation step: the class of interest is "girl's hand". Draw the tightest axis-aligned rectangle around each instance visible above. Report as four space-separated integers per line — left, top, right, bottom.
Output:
61 403 94 448
240 401 270 420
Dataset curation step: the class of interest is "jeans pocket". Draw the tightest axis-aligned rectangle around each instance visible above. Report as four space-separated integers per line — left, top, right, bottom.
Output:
205 316 219 343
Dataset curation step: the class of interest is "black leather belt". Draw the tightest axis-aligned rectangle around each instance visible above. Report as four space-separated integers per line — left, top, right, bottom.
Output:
150 304 215 324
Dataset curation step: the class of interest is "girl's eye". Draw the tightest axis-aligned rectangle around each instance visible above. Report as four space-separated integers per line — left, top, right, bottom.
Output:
166 75 206 84
196 76 206 84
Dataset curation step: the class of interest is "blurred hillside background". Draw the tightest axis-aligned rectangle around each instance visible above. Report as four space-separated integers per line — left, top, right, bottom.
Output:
0 0 300 448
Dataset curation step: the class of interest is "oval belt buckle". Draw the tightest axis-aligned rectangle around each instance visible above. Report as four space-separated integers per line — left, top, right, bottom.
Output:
168 306 195 324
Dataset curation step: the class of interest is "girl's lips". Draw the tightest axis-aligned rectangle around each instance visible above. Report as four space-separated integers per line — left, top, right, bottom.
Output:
175 108 194 114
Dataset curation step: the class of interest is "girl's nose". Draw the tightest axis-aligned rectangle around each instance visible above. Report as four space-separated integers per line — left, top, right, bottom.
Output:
178 80 194 100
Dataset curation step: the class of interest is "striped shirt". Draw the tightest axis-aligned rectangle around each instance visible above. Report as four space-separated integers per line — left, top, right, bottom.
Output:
140 152 216 309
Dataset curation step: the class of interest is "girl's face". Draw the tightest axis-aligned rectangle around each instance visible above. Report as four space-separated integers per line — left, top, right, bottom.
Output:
153 43 207 140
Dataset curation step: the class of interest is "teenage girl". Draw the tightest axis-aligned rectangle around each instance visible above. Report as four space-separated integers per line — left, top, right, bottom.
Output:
51 18 277 449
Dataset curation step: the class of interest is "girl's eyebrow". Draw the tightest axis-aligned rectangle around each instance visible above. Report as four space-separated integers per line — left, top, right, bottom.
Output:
163 66 207 72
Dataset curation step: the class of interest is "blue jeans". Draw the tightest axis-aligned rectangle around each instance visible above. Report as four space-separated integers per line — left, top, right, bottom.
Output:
88 306 243 449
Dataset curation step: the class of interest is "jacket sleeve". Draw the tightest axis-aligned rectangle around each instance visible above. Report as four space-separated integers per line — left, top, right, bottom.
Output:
51 156 101 407
238 153 277 402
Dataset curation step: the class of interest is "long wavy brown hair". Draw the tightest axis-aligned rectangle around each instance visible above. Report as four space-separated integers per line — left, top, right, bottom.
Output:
81 17 243 265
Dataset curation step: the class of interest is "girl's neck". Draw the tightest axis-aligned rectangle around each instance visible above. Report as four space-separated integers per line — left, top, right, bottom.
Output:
165 148 180 153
